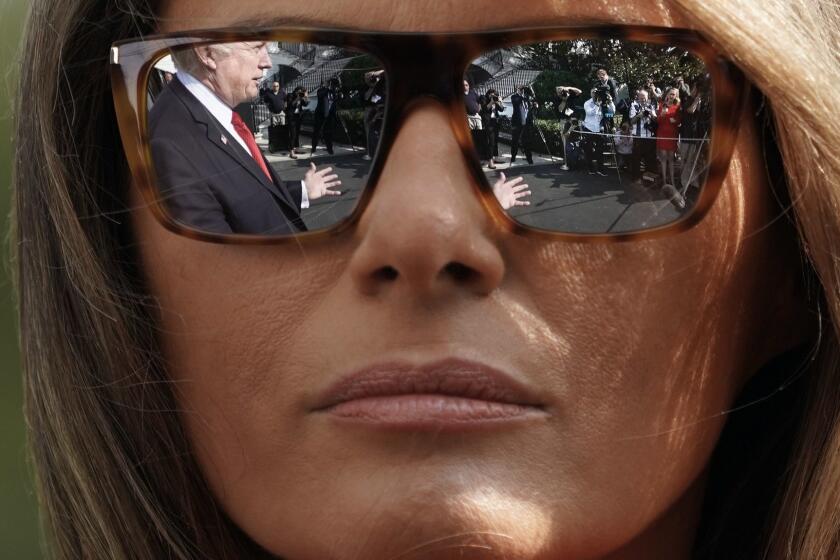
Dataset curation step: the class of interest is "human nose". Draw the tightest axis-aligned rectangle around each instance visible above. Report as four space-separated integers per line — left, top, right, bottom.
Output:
259 46 271 69
348 100 505 299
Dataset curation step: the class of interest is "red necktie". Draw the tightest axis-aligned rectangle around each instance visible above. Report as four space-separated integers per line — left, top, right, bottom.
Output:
231 112 273 183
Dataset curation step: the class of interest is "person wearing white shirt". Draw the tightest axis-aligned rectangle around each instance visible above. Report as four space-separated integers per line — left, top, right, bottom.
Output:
581 88 615 176
628 89 659 185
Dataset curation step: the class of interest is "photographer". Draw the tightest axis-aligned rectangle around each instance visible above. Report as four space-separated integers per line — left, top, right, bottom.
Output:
362 69 386 161
552 86 582 122
552 86 582 169
643 78 663 107
581 87 615 176
480 88 505 169
510 84 538 165
263 81 291 155
674 76 692 103
311 77 344 155
593 68 619 102
286 86 309 156
628 89 658 185
679 81 711 191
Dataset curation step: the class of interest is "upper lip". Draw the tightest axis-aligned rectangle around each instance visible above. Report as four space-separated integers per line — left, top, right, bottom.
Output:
311 358 544 411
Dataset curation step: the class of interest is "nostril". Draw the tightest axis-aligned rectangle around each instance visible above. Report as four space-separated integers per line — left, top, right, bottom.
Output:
373 266 399 283
443 262 477 283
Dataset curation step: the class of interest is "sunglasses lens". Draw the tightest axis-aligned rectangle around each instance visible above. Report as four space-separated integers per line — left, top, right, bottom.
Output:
467 39 712 234
144 40 385 237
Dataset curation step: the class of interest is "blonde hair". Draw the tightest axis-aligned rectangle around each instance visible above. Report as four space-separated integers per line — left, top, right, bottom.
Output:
11 0 840 558
673 0 840 556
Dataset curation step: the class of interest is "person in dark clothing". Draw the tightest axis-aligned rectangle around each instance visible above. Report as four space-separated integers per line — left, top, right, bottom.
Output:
679 81 713 191
263 81 294 156
362 69 386 160
311 77 344 155
149 43 341 235
463 80 484 162
510 85 538 165
480 88 505 169
286 86 309 154
594 68 619 101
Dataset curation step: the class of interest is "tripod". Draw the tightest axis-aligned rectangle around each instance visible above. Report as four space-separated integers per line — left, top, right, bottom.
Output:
337 113 362 153
678 131 709 197
532 120 560 167
599 113 623 186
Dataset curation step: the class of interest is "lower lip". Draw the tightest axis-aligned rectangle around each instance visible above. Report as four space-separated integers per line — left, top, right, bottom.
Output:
324 395 546 430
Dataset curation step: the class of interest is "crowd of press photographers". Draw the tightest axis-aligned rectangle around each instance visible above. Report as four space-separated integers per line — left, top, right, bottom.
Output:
260 70 386 161
465 67 713 199
257 65 712 200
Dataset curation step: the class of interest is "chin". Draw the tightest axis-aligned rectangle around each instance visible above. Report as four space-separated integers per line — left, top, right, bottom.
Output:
243 476 581 560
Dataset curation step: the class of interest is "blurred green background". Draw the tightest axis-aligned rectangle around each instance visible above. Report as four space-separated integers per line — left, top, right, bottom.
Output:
1 0 41 556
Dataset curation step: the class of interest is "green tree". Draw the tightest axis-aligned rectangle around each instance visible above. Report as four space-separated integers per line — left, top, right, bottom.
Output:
517 39 706 91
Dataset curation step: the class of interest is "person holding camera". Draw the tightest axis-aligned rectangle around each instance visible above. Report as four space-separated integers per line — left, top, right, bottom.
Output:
480 88 505 169
674 76 692 103
594 68 619 102
510 85 538 165
552 86 582 121
286 86 309 157
643 78 663 107
552 86 582 169
629 89 658 185
312 77 344 155
581 87 615 176
680 81 712 191
362 70 386 161
657 87 683 189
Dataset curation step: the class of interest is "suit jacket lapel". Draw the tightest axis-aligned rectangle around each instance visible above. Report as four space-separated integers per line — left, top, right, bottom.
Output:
170 79 298 212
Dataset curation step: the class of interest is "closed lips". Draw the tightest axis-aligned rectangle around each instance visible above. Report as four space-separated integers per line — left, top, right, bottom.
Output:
312 358 548 429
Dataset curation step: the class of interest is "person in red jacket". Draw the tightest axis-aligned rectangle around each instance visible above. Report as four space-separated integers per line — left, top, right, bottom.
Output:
656 87 683 188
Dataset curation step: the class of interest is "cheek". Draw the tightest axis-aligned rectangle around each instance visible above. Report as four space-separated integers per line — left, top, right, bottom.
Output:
135 223 352 478
498 118 783 519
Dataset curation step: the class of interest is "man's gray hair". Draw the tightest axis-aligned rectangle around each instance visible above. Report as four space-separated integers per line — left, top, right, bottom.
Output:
170 43 233 78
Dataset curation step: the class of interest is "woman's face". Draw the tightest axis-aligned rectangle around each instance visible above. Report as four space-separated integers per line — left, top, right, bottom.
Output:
666 87 679 104
135 1 806 558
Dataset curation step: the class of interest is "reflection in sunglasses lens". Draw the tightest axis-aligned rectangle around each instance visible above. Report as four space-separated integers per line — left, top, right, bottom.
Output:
146 41 385 237
465 39 712 234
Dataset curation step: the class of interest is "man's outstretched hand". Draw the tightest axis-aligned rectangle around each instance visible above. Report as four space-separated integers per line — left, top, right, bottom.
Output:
493 172 531 210
304 163 342 200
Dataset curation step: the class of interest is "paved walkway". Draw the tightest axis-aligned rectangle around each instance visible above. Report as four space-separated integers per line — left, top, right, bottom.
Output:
257 132 693 234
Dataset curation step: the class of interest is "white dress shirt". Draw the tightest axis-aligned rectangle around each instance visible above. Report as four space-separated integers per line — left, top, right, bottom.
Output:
629 101 657 139
583 98 615 133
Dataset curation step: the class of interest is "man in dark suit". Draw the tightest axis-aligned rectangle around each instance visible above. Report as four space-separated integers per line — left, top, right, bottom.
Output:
311 77 344 155
149 41 340 235
510 85 537 165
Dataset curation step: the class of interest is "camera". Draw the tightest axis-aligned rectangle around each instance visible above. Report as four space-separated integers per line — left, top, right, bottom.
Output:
594 85 611 104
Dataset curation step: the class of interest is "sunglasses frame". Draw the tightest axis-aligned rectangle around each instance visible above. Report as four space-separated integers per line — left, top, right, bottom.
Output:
110 25 748 244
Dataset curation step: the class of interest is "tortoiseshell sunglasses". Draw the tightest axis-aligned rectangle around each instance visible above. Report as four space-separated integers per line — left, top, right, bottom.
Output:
110 26 747 244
